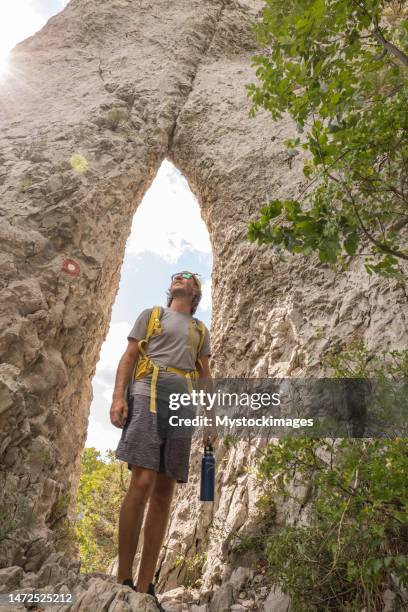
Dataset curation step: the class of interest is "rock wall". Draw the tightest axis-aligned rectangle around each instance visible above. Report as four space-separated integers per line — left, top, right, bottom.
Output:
0 0 407 609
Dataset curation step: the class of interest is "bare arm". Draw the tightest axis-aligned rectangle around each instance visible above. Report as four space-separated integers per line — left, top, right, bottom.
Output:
110 339 139 428
197 355 217 446
197 355 214 397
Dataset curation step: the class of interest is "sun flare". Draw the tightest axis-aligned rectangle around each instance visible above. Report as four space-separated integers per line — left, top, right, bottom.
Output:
0 55 10 78
0 1 45 74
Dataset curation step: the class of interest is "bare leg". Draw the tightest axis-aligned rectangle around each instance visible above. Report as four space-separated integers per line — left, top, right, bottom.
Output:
136 472 176 592
117 465 157 584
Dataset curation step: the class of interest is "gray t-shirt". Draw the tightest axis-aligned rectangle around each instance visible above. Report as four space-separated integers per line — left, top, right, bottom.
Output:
127 307 211 401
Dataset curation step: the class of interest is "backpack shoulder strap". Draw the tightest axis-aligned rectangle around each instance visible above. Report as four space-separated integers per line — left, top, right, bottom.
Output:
145 305 163 341
129 306 163 400
193 318 206 357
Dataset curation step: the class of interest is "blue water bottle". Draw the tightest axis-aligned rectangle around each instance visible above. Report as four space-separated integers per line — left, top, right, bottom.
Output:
200 436 215 501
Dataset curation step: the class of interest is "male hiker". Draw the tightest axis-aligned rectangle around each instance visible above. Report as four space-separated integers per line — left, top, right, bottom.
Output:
110 270 216 608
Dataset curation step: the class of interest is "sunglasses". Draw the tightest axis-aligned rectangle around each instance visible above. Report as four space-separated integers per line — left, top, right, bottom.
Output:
171 272 200 282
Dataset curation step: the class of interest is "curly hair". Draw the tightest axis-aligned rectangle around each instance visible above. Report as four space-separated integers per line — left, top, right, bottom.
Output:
166 281 202 315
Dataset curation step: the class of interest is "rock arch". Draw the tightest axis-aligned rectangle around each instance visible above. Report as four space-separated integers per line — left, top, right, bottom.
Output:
0 0 407 603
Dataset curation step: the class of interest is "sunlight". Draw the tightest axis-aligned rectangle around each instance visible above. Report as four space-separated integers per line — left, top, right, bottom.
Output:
0 1 44 73
0 55 10 79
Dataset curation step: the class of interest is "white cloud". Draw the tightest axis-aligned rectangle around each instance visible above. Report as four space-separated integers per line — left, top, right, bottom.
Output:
94 321 132 378
126 160 212 263
85 415 121 454
199 277 212 312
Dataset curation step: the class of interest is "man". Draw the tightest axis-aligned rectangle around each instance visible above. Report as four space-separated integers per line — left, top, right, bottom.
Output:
110 271 216 608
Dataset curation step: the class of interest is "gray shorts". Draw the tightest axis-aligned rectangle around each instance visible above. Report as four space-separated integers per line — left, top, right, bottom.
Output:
115 394 194 483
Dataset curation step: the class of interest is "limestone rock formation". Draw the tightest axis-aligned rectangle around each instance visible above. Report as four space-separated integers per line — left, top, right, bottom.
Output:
0 574 159 611
1 0 407 610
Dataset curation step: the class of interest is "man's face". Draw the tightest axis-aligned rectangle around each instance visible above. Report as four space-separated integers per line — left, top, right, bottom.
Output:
171 272 199 299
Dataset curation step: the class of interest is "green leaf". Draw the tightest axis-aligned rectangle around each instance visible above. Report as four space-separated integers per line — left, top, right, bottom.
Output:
296 220 317 236
369 558 384 575
284 200 301 220
344 232 359 256
395 555 407 568
267 200 283 218
246 0 408 274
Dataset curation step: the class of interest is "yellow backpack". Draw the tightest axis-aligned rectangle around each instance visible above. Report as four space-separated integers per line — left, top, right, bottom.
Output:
129 306 206 414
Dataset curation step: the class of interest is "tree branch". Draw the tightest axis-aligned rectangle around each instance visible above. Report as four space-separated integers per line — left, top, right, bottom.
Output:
326 171 408 261
389 216 408 233
349 197 408 260
353 0 408 66
371 27 408 68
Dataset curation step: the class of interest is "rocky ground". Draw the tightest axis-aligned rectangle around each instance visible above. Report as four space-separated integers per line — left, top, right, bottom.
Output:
0 568 290 612
157 569 290 611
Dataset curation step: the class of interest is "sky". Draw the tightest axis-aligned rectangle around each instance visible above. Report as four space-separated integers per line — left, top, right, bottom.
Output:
1 1 213 457
0 1 69 67
88 162 212 456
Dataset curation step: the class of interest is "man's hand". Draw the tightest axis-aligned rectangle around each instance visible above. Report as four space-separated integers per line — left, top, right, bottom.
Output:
110 340 139 429
110 397 128 429
197 355 217 447
203 427 217 448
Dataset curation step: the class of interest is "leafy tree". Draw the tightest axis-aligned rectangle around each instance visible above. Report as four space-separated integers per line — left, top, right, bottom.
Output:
258 437 408 611
247 0 408 275
251 343 408 610
75 448 129 573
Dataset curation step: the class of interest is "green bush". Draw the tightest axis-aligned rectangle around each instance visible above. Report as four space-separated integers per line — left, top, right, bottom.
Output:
223 434 240 450
252 343 408 610
74 448 129 573
103 109 128 131
175 552 208 588
258 437 408 611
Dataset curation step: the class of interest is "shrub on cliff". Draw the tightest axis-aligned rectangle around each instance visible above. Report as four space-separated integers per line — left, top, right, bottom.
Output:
253 343 408 610
258 437 408 610
247 0 408 276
